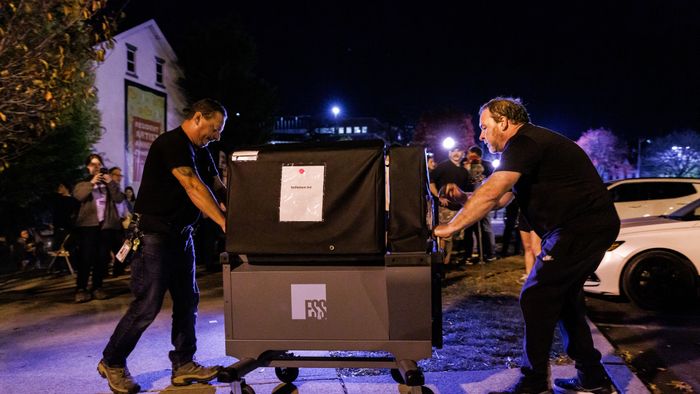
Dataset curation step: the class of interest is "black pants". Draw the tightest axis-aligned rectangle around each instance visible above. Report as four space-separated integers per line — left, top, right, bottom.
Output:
76 226 119 290
519 225 618 385
501 206 521 256
464 216 494 258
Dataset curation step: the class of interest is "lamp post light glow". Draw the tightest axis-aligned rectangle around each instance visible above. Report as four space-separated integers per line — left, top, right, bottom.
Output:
331 105 341 118
442 137 456 150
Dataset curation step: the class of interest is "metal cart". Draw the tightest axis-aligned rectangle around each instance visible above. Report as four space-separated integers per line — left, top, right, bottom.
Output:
218 142 442 394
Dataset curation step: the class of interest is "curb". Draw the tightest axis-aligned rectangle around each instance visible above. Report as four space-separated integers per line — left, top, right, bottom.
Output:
588 318 649 393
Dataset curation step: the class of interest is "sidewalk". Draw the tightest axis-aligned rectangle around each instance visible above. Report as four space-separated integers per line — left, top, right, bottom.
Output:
0 268 647 394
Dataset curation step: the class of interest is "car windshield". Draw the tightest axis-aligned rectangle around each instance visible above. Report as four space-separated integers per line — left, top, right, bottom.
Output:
667 197 700 221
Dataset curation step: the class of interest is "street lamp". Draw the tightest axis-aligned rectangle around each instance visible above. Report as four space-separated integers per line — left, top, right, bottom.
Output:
331 105 341 118
442 137 456 150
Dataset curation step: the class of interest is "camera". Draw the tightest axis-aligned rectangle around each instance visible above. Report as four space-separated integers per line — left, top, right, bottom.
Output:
99 168 109 175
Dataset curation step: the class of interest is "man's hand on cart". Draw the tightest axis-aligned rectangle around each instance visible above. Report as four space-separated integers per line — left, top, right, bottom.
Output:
434 222 457 238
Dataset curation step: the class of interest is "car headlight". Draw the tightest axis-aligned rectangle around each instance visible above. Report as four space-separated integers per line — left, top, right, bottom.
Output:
607 240 625 251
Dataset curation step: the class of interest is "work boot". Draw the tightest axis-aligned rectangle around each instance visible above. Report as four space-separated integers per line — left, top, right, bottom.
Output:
553 377 617 394
171 360 221 386
93 288 109 300
489 377 552 394
97 359 141 394
75 289 92 303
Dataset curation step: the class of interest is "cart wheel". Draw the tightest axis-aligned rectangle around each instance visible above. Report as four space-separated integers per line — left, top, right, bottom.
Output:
390 368 405 384
275 367 299 383
230 380 255 394
401 385 434 394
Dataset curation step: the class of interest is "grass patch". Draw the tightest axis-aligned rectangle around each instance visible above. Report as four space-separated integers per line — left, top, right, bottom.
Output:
335 256 571 376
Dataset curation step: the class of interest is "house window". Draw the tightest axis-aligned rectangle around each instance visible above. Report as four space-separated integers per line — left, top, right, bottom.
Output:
155 57 165 86
126 44 137 76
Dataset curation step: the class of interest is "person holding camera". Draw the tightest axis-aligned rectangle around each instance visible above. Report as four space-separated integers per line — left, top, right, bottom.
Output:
72 153 125 303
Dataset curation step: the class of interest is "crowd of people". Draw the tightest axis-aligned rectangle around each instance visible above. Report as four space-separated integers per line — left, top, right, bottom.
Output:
428 143 534 272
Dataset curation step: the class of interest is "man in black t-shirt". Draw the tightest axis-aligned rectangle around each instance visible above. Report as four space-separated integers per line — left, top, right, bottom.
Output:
99 99 228 394
429 145 471 265
435 97 619 394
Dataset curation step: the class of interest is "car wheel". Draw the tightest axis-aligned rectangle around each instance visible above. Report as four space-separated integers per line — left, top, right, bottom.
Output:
622 250 697 310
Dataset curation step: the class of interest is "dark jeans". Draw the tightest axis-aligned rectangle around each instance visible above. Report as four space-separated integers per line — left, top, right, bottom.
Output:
501 207 521 256
76 227 118 290
519 225 618 386
464 216 495 258
102 231 199 368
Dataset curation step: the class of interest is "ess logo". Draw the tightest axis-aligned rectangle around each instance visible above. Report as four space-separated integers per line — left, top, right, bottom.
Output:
291 284 327 320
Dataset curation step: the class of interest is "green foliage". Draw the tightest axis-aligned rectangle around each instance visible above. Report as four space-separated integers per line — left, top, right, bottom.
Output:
0 98 101 206
0 0 115 168
642 130 700 177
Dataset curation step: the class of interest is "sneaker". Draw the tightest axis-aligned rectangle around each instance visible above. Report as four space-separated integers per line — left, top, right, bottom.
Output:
553 377 617 394
171 361 221 386
75 289 92 303
489 378 552 394
97 359 141 394
93 288 109 300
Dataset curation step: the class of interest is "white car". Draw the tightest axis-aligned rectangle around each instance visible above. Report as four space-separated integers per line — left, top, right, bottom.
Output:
585 197 700 310
607 177 700 219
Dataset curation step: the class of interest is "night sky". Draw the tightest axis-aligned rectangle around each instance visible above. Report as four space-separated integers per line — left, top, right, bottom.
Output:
118 0 700 140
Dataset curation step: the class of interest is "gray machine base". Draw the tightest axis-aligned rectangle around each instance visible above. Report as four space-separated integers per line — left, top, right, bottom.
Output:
220 253 439 392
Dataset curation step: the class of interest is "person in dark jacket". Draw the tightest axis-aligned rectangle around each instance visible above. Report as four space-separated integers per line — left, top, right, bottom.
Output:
72 154 125 303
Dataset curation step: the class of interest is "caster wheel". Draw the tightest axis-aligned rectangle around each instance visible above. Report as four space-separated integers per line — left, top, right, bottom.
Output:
390 368 405 384
275 367 299 383
242 386 255 394
403 385 434 394
230 380 255 394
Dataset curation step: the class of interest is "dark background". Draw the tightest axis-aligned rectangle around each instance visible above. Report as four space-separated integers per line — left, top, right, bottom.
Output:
115 0 700 140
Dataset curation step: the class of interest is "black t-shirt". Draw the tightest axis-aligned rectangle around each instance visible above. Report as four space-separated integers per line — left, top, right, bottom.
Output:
496 123 618 237
134 127 218 230
430 160 471 211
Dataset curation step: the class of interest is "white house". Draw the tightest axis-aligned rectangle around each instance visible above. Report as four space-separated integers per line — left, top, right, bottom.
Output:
92 19 187 192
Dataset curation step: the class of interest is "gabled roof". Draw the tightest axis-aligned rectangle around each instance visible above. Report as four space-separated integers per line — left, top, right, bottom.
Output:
112 19 178 61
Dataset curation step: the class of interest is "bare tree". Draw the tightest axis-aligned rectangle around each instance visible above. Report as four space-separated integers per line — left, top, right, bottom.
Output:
645 130 700 177
0 0 115 170
576 128 633 181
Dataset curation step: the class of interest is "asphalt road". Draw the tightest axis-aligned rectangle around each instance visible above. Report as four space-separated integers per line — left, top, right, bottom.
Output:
586 294 700 393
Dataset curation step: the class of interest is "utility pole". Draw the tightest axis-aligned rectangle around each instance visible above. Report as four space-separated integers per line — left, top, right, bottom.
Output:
637 138 642 178
637 138 651 178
